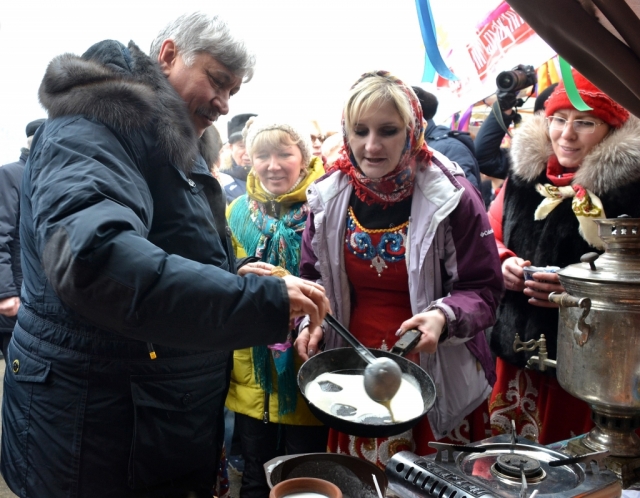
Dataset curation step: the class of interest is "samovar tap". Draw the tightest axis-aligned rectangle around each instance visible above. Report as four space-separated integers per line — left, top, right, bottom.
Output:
513 334 557 372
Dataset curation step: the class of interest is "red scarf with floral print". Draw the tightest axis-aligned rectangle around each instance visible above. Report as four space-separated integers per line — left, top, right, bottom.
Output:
331 70 433 208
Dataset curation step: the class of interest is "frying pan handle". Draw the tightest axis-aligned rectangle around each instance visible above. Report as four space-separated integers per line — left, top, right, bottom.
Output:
390 329 422 357
324 314 377 364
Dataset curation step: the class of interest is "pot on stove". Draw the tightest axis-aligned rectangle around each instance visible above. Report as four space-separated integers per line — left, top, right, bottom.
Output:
548 217 640 457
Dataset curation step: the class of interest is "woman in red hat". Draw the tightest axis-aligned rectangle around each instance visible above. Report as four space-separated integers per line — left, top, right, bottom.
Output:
488 70 640 443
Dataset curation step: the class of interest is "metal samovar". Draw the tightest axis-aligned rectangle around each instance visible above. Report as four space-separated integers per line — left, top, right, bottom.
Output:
514 217 640 487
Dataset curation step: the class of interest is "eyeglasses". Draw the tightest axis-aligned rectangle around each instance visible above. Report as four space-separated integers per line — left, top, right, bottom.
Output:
310 134 326 144
546 116 606 134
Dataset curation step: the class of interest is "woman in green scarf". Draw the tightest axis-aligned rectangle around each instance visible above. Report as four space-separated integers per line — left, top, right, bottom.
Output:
225 117 327 498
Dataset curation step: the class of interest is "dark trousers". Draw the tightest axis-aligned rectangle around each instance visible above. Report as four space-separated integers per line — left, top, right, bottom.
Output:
236 413 328 498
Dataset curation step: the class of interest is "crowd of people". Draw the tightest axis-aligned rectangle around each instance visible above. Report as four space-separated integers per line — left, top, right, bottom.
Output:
0 10 638 498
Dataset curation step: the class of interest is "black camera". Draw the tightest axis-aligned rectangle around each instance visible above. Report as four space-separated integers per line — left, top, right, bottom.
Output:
496 64 537 111
496 64 537 93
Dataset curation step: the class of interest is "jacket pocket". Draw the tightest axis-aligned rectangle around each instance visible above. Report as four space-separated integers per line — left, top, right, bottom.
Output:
128 367 228 489
1 339 53 494
8 338 51 383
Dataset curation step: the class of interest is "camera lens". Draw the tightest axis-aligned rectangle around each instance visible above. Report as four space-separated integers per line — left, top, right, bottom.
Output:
496 66 537 93
496 72 516 92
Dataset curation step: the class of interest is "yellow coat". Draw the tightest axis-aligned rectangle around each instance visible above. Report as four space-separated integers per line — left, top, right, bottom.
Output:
225 347 322 425
225 156 324 425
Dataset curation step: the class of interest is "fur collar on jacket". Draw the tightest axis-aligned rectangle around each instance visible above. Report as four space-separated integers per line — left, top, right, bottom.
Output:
509 114 640 195
38 40 216 173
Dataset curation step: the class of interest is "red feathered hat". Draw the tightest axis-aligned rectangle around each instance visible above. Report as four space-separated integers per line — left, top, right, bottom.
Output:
545 69 629 128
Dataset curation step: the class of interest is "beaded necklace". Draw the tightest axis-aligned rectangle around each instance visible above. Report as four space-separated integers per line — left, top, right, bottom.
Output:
345 206 409 276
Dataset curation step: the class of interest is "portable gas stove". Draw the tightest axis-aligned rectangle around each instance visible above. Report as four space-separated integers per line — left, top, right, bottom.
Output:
385 434 622 497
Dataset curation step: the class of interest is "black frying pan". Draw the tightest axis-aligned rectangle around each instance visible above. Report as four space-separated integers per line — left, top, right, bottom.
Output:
297 347 436 438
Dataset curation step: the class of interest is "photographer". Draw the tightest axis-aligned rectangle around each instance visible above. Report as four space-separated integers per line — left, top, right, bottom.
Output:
475 65 556 180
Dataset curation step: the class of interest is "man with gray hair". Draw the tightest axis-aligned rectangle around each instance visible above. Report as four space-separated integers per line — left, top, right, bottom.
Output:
1 12 328 497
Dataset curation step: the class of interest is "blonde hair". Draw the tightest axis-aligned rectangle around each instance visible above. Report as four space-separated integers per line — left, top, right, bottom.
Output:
244 117 313 168
249 129 306 167
344 75 413 135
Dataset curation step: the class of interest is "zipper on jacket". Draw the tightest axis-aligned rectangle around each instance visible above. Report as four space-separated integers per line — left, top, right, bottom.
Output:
405 217 412 270
147 342 157 360
263 391 270 423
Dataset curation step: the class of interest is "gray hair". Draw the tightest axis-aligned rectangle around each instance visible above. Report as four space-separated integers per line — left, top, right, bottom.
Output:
149 12 256 82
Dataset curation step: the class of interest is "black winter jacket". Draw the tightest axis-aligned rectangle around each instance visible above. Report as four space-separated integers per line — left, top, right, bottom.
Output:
0 149 27 335
1 40 289 497
490 115 640 369
474 109 514 180
425 119 480 188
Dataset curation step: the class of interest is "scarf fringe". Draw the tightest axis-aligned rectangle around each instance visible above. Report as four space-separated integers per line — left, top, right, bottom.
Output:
251 346 297 416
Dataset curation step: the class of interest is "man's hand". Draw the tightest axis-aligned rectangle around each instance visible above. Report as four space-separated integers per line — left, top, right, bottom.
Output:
0 297 20 317
396 309 447 354
497 91 517 111
284 275 329 342
237 261 275 277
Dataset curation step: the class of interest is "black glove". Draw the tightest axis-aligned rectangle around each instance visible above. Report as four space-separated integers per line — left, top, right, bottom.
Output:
497 91 517 111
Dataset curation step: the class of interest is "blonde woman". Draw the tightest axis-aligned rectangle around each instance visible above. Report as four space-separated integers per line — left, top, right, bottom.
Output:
296 71 503 467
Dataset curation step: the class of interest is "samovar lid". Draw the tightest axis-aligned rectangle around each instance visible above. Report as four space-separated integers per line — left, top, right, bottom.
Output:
558 218 640 285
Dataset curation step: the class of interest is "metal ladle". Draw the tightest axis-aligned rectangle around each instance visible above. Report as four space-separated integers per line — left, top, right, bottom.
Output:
324 314 402 403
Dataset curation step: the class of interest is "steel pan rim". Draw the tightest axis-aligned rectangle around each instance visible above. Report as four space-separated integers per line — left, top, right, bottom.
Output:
266 452 388 492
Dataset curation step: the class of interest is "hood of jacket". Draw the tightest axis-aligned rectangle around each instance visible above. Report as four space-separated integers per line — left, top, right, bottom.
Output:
509 114 640 195
425 119 449 139
38 40 217 173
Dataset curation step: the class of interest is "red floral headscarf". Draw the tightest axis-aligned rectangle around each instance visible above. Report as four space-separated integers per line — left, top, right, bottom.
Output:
331 70 433 208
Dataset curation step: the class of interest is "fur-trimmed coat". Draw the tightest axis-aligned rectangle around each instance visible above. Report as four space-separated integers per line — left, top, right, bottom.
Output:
1 40 290 497
489 114 640 368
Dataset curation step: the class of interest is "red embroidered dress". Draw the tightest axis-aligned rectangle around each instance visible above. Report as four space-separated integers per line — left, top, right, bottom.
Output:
327 207 489 467
343 206 414 354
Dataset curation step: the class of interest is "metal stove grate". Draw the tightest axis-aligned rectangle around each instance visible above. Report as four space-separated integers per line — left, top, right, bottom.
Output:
387 451 493 497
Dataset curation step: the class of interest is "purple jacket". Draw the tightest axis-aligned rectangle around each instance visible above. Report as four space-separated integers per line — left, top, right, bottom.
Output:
300 151 504 436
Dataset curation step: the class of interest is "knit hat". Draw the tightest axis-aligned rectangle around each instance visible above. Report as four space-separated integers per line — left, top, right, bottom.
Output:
26 119 46 138
412 86 438 121
227 113 257 143
544 70 629 128
244 116 313 168
533 83 558 114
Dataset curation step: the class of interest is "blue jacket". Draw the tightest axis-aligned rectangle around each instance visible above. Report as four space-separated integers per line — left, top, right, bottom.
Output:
1 40 290 497
223 160 249 202
425 120 480 188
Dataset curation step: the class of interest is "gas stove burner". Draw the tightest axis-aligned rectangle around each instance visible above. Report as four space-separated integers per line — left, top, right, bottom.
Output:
492 453 546 483
385 435 622 497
